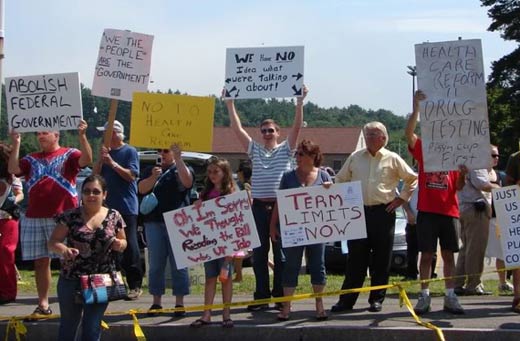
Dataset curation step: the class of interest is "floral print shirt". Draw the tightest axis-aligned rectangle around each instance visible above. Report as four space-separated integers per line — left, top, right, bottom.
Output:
55 207 126 279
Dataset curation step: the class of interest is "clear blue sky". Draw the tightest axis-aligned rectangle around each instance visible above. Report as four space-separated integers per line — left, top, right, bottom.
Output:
4 0 516 116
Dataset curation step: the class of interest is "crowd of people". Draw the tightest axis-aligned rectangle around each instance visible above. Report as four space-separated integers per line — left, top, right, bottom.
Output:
1 88 520 340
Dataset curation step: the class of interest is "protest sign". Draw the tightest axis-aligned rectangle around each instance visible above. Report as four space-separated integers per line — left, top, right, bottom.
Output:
129 92 215 151
276 181 367 248
492 186 520 268
92 29 153 101
6 72 82 133
163 191 259 269
224 46 304 99
415 39 490 172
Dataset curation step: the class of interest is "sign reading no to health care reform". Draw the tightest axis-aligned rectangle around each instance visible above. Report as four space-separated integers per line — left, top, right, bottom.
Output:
492 186 520 268
276 181 367 248
92 29 154 101
129 93 215 152
6 72 82 133
164 191 260 269
415 39 490 172
224 46 304 99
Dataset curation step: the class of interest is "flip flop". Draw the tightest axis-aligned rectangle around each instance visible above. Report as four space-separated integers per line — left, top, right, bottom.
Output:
190 319 211 328
222 318 234 328
277 313 290 321
316 311 329 321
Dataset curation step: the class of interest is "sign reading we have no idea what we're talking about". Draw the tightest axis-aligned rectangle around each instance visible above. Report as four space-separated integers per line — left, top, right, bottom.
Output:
224 46 304 100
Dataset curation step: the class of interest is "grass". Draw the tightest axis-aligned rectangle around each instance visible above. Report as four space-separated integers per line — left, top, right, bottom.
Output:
17 269 508 298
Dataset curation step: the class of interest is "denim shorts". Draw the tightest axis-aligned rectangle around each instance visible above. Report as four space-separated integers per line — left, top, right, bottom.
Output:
204 258 234 278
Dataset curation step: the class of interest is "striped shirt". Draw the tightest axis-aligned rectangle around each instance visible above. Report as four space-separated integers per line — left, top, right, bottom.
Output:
248 139 293 199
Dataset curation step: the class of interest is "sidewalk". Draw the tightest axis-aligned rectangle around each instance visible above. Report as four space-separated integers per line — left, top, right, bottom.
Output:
1 291 520 341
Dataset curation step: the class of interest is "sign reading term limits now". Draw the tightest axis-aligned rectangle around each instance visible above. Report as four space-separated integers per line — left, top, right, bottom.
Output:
224 46 304 99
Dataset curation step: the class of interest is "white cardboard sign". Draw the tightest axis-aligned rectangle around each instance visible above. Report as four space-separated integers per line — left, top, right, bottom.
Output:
492 186 520 268
224 46 304 99
276 181 367 248
415 39 490 172
163 191 260 269
92 29 154 101
6 72 82 132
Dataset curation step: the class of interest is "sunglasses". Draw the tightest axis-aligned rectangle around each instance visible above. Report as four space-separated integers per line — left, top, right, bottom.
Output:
492 154 500 158
261 128 275 134
157 149 171 153
82 189 103 196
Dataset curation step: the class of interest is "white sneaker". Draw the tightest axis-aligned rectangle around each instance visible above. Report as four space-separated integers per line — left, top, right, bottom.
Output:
443 295 464 314
498 282 514 294
414 293 431 315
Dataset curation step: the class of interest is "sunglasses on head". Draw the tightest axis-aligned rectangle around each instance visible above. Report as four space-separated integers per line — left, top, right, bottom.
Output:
157 149 171 153
82 189 103 196
261 128 275 134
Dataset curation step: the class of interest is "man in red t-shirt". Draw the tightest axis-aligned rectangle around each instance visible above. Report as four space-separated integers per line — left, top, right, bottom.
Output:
8 120 92 318
405 91 467 315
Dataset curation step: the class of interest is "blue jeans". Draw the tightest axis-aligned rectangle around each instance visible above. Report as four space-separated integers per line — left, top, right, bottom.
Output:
57 276 108 341
252 201 285 299
283 243 326 287
144 221 190 296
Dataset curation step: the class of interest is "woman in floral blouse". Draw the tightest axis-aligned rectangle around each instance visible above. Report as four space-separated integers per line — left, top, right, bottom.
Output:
48 174 127 341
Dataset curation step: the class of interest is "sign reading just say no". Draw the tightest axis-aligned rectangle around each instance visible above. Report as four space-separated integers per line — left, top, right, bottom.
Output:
276 182 367 248
415 39 490 172
224 46 304 99
492 186 520 268
163 191 260 269
92 29 154 101
6 72 82 133
129 93 215 152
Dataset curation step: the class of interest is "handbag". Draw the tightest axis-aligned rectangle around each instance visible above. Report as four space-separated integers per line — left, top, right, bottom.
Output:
139 168 172 215
79 271 127 304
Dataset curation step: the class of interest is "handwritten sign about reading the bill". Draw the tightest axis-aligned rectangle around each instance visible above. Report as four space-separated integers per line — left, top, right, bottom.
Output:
224 46 304 99
492 186 520 268
415 39 490 172
92 29 154 101
276 181 367 248
163 191 260 269
129 93 215 152
6 72 82 133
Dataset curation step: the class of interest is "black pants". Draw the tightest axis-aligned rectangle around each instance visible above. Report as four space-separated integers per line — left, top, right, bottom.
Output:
339 204 395 307
118 214 144 290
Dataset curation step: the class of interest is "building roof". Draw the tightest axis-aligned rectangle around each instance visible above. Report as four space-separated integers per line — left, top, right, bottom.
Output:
212 127 362 154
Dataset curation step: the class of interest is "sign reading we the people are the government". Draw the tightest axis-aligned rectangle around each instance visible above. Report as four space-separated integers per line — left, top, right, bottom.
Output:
276 181 367 248
92 28 154 101
493 186 520 268
224 46 304 99
415 39 490 172
6 72 82 133
129 92 215 152
164 191 260 269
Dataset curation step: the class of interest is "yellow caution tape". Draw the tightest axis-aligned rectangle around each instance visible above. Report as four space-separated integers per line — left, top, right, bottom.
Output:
129 310 146 341
5 317 27 341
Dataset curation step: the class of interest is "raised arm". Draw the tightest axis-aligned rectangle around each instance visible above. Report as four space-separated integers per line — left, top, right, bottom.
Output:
7 131 22 176
172 144 193 189
405 90 426 148
287 85 308 149
223 90 252 150
77 120 93 168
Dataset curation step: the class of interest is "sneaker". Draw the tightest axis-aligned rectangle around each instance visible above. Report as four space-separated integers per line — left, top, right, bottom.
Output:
414 293 431 315
26 305 52 321
126 288 143 301
443 295 465 314
499 282 514 294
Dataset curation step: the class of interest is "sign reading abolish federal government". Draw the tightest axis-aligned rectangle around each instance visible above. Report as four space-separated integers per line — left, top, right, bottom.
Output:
224 46 304 99
92 29 154 101
6 72 82 133
492 186 520 268
415 39 490 172
276 181 367 248
163 191 260 269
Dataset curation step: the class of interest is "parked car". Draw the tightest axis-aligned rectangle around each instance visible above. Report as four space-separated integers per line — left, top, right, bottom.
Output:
324 206 408 274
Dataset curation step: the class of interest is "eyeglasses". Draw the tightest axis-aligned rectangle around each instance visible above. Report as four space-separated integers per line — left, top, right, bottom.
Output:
157 149 171 153
261 128 275 134
82 189 103 196
492 154 500 158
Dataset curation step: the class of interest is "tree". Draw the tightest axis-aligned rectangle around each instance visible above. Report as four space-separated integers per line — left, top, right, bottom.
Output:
481 0 520 160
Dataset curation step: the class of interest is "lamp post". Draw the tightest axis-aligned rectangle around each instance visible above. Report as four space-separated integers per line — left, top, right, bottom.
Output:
406 65 417 108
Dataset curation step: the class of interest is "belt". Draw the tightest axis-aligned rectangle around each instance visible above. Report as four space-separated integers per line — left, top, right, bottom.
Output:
364 203 387 211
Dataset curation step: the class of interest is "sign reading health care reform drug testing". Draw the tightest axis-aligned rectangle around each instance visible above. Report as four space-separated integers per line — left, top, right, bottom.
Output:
276 181 367 248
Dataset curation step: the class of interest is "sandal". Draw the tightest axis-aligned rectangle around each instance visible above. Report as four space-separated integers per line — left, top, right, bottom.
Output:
222 318 234 328
190 318 211 328
147 304 163 317
277 313 290 321
316 311 328 321
513 298 520 314
174 304 186 317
